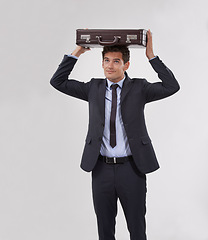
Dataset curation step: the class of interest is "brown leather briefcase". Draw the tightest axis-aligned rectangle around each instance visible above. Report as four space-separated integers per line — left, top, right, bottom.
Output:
76 29 147 48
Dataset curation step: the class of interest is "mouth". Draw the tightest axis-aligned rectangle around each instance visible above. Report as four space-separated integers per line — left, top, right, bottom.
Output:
106 71 115 74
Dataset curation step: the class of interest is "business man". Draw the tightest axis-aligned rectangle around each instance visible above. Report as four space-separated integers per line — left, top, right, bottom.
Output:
50 30 180 240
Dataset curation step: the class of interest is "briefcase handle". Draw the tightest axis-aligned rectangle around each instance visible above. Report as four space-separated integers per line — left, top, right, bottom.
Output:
96 36 120 46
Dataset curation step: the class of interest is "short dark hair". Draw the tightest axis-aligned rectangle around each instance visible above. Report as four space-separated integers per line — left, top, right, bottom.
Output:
102 45 130 64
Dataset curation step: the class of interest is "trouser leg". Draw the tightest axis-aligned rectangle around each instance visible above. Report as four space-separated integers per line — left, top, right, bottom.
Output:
116 160 147 240
92 160 118 240
92 158 147 240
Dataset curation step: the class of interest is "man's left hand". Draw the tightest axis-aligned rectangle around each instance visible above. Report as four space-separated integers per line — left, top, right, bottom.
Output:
146 29 155 60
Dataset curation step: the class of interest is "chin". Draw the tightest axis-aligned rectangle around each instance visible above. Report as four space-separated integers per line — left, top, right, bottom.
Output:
106 76 113 80
107 76 115 81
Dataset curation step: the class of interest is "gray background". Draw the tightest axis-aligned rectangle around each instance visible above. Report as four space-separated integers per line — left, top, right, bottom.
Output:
1 0 208 239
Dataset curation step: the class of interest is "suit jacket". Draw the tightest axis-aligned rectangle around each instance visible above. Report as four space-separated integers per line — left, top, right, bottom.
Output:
50 55 180 174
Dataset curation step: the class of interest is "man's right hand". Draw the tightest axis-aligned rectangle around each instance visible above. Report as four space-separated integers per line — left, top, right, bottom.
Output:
71 45 91 58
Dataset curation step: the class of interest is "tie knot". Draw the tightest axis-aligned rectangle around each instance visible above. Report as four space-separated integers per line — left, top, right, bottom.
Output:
111 84 119 90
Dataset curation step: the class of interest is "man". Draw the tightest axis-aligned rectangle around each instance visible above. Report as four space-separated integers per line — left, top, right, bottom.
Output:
50 30 180 240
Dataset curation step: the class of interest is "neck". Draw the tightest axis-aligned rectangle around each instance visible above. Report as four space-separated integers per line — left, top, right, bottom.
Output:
108 74 125 83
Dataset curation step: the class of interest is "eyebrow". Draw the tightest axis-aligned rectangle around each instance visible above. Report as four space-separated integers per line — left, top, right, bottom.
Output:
113 58 121 61
104 57 121 61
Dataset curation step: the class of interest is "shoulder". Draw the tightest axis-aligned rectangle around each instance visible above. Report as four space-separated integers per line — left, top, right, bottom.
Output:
125 72 147 85
90 78 106 86
130 77 147 82
128 76 148 86
90 77 105 82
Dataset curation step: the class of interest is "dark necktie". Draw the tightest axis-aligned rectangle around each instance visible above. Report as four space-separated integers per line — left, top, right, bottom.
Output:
110 84 119 148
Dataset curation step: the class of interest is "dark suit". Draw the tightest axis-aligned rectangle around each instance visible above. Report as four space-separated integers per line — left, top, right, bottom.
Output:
50 55 180 240
50 55 180 173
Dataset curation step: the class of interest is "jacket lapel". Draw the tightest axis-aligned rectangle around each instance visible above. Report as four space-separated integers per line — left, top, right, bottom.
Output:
96 74 132 120
121 72 133 104
98 79 106 120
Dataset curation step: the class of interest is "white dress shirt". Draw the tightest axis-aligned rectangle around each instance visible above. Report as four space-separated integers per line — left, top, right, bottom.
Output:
100 78 132 157
66 54 157 158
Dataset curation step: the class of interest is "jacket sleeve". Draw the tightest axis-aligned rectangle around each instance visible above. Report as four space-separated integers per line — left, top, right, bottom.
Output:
50 55 90 101
143 56 180 103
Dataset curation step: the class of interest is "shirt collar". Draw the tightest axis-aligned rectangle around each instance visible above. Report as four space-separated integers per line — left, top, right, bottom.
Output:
106 76 126 89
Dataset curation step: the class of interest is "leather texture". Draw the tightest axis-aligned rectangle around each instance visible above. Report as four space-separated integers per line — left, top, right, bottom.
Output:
76 29 147 48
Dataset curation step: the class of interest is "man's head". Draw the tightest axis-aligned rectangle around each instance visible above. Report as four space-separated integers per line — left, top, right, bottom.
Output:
102 45 130 83
102 45 130 64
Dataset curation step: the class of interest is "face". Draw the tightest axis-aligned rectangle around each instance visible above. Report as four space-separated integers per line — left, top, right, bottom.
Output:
102 52 130 83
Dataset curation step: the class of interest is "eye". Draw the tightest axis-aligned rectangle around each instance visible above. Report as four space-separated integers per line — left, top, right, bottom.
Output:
114 60 120 64
104 59 109 63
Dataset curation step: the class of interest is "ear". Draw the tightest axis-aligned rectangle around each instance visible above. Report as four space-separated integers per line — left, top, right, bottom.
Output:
124 61 130 71
102 60 104 68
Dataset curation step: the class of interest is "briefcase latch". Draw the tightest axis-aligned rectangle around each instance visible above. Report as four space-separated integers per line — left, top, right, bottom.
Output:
81 35 91 43
126 35 137 43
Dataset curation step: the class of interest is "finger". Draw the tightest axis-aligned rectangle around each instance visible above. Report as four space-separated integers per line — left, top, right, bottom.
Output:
146 30 152 44
147 30 152 39
84 47 91 51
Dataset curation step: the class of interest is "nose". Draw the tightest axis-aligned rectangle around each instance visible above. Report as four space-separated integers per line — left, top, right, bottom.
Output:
108 61 113 69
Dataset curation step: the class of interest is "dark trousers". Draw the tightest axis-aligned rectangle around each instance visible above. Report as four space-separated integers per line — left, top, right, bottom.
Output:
92 158 147 240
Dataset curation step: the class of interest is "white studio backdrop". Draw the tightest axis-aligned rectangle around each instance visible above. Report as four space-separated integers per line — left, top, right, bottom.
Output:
0 0 208 239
